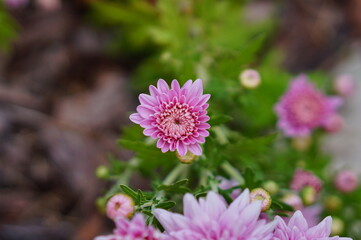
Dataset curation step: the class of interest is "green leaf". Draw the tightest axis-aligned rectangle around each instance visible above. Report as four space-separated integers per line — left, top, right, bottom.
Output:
155 201 176 209
119 184 138 200
208 114 233 126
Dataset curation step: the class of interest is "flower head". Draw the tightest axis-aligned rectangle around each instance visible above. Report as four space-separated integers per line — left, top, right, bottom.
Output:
154 189 277 240
94 213 163 240
290 169 323 193
240 69 261 89
334 170 358 193
334 74 355 97
275 75 342 137
130 79 210 156
273 211 351 240
106 194 134 220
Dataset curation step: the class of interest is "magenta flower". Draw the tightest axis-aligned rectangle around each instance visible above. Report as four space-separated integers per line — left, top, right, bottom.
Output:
275 75 342 137
273 211 351 240
290 169 323 193
130 79 210 156
334 170 358 193
94 213 163 240
154 189 277 240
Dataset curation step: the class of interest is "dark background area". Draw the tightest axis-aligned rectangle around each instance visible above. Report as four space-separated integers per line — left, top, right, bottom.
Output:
0 0 360 239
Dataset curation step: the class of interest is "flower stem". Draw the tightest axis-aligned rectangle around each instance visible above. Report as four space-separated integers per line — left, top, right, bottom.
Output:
221 161 244 185
162 163 189 185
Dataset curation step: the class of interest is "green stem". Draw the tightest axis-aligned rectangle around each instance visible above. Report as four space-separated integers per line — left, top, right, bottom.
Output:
162 163 189 185
221 161 244 185
106 158 139 198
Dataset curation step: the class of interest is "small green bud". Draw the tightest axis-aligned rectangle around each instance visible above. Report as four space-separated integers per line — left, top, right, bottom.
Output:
301 186 317 206
331 217 344 236
324 195 342 212
96 165 109 179
262 181 279 195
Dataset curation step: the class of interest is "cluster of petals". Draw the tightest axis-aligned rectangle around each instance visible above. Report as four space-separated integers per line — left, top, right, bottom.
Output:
273 210 351 240
94 213 163 240
290 169 323 193
154 189 277 240
275 75 342 137
130 79 210 156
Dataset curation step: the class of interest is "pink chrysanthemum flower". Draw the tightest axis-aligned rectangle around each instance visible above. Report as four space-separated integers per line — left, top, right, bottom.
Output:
334 170 358 193
106 194 134 220
290 169 323 193
130 79 210 156
94 213 163 240
154 189 277 240
275 75 342 137
273 211 351 240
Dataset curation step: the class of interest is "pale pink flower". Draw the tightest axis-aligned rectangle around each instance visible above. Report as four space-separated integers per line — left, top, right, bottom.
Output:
217 176 241 199
273 211 351 240
130 79 210 156
94 213 163 240
323 113 343 133
290 169 323 193
154 189 277 240
334 170 358 193
334 74 355 97
282 193 303 211
275 75 342 137
106 194 134 220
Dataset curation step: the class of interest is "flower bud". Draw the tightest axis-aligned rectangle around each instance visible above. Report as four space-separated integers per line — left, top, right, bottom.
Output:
250 188 272 212
282 193 303 210
324 195 342 212
291 136 312 152
334 74 355 97
334 170 358 193
262 181 279 195
239 69 261 89
176 151 197 164
96 165 109 179
323 114 343 133
301 186 317 206
106 194 134 220
331 217 344 236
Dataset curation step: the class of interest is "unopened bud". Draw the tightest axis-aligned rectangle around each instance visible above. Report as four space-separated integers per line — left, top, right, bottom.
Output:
250 188 272 211
334 170 358 193
331 217 344 236
176 151 197 164
334 74 355 97
324 114 343 133
324 195 342 212
301 186 317 206
239 69 261 89
96 165 109 179
262 181 279 195
106 194 134 220
291 136 312 152
282 193 303 210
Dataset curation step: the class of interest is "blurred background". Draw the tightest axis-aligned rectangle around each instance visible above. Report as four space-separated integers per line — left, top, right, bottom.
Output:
0 0 360 239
